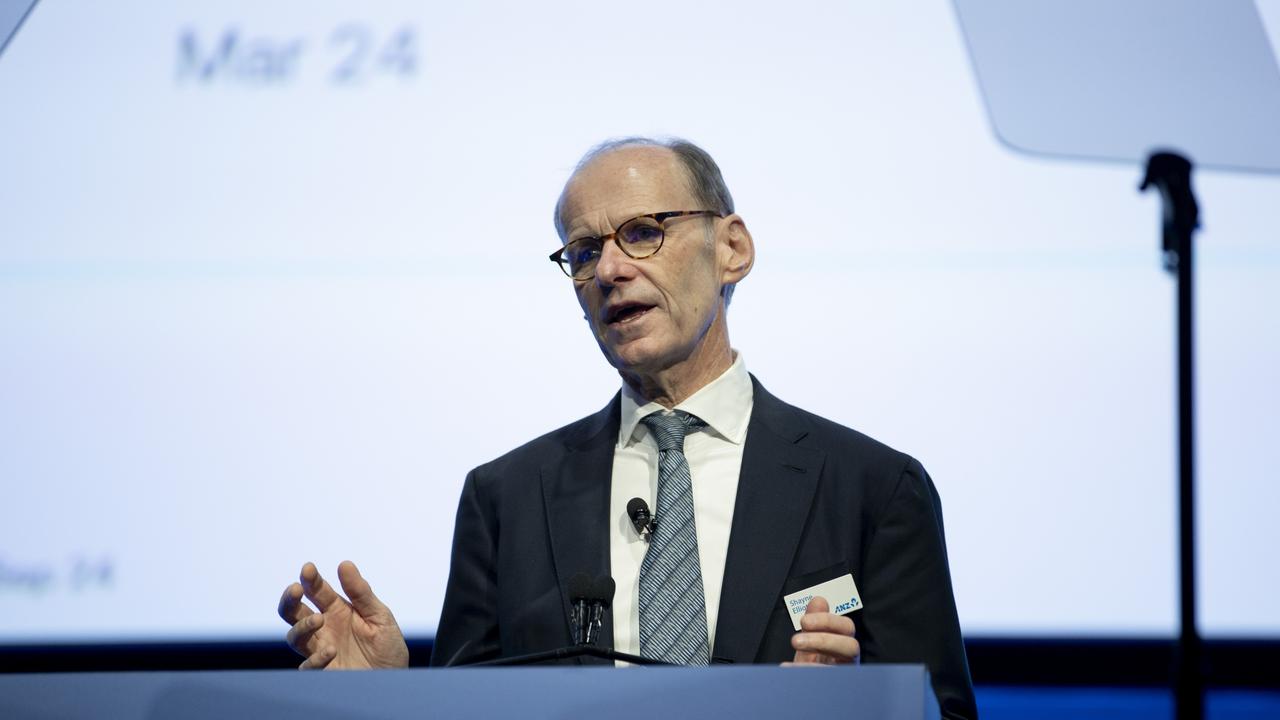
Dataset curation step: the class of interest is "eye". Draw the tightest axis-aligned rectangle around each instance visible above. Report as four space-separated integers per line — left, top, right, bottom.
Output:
564 240 601 268
620 220 663 246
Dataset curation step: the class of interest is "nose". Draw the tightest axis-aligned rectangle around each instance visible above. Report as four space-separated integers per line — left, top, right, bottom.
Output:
592 237 638 290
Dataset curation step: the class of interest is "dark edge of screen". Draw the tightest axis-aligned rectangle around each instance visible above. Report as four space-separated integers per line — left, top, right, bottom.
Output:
0 638 1276 687
0 0 39 60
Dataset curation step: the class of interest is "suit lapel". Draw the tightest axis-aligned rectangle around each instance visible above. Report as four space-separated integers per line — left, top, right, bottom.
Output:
541 394 620 656
713 378 823 663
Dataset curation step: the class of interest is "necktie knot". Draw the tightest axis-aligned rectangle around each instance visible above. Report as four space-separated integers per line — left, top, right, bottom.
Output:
641 411 705 453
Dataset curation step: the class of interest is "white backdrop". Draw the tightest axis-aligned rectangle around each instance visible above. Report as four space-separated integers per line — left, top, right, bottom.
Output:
1 0 1277 642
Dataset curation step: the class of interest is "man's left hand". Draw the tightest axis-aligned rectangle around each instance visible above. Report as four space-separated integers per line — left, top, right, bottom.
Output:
784 596 860 666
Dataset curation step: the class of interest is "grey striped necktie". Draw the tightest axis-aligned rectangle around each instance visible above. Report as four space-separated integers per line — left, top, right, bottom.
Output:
638 410 710 666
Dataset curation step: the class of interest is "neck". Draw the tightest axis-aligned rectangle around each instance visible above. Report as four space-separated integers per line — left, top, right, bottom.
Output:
619 321 734 409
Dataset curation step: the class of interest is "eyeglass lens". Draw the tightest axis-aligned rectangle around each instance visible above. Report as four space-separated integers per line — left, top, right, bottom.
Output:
562 216 665 279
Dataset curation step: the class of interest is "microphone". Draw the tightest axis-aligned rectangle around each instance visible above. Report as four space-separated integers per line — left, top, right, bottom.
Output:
585 576 616 646
627 497 655 541
568 572 593 645
476 571 667 666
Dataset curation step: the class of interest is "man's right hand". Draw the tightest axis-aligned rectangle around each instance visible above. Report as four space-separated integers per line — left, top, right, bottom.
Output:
277 560 409 670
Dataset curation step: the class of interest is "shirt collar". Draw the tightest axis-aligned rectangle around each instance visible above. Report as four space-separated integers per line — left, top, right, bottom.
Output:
617 353 753 449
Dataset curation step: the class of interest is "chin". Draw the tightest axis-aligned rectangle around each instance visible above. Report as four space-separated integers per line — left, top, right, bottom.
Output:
605 337 682 376
594 315 703 376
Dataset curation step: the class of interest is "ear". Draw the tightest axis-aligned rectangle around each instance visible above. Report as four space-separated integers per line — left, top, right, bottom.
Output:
716 214 755 287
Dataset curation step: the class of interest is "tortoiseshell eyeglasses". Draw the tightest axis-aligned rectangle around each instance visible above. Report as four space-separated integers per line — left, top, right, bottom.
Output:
549 210 721 280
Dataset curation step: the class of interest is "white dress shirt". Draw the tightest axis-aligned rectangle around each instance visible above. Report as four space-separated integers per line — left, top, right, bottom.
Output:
609 353 754 660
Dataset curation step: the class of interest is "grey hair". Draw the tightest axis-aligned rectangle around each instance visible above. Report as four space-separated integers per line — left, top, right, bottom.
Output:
553 136 736 241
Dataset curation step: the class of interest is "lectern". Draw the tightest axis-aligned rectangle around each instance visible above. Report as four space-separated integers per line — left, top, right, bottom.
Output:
0 665 940 720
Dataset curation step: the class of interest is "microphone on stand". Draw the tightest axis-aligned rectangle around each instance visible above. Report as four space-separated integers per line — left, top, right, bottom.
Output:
567 572 593 645
472 570 666 666
585 576 615 647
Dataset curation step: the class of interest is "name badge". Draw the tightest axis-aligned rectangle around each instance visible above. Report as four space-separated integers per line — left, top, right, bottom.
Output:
783 573 863 630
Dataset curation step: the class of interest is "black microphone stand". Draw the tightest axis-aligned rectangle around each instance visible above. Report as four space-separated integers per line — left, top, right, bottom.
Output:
1140 151 1202 720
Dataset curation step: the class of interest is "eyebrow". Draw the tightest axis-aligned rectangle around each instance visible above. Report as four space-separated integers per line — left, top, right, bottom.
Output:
566 209 650 241
566 228 603 244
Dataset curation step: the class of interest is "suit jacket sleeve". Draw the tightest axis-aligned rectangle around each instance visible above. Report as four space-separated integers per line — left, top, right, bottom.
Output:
859 457 976 720
429 469 501 666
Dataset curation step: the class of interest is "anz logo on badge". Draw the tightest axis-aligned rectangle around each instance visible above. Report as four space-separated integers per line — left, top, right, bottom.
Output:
833 597 860 614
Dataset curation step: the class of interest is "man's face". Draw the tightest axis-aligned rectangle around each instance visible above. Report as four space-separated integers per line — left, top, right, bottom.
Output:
558 147 727 377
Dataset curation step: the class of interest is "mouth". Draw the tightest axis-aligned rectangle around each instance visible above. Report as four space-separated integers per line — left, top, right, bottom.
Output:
604 301 657 326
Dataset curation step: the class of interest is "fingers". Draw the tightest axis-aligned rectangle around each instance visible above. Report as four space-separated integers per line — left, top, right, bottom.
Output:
278 581 314 625
285 613 325 655
337 560 391 621
799 595 855 635
790 595 860 664
298 645 336 670
791 630 860 663
800 609 855 636
300 562 346 613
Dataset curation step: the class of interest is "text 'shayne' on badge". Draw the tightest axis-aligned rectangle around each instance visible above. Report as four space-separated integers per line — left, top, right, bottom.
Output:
783 573 863 631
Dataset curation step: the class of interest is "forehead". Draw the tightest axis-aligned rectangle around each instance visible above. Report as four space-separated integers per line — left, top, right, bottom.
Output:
560 146 694 230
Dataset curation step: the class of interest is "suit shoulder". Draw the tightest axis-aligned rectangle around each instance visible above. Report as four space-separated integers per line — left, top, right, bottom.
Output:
467 401 615 488
752 384 936 507
761 393 940 523
761 391 923 478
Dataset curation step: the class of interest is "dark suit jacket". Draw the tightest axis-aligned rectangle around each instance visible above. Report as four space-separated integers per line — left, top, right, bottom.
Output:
431 377 977 720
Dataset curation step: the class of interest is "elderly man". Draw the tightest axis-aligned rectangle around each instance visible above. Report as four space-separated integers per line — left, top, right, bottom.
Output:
278 138 977 719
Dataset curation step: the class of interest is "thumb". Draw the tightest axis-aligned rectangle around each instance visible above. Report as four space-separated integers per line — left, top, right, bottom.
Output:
336 560 390 620
805 596 830 615
790 595 831 664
